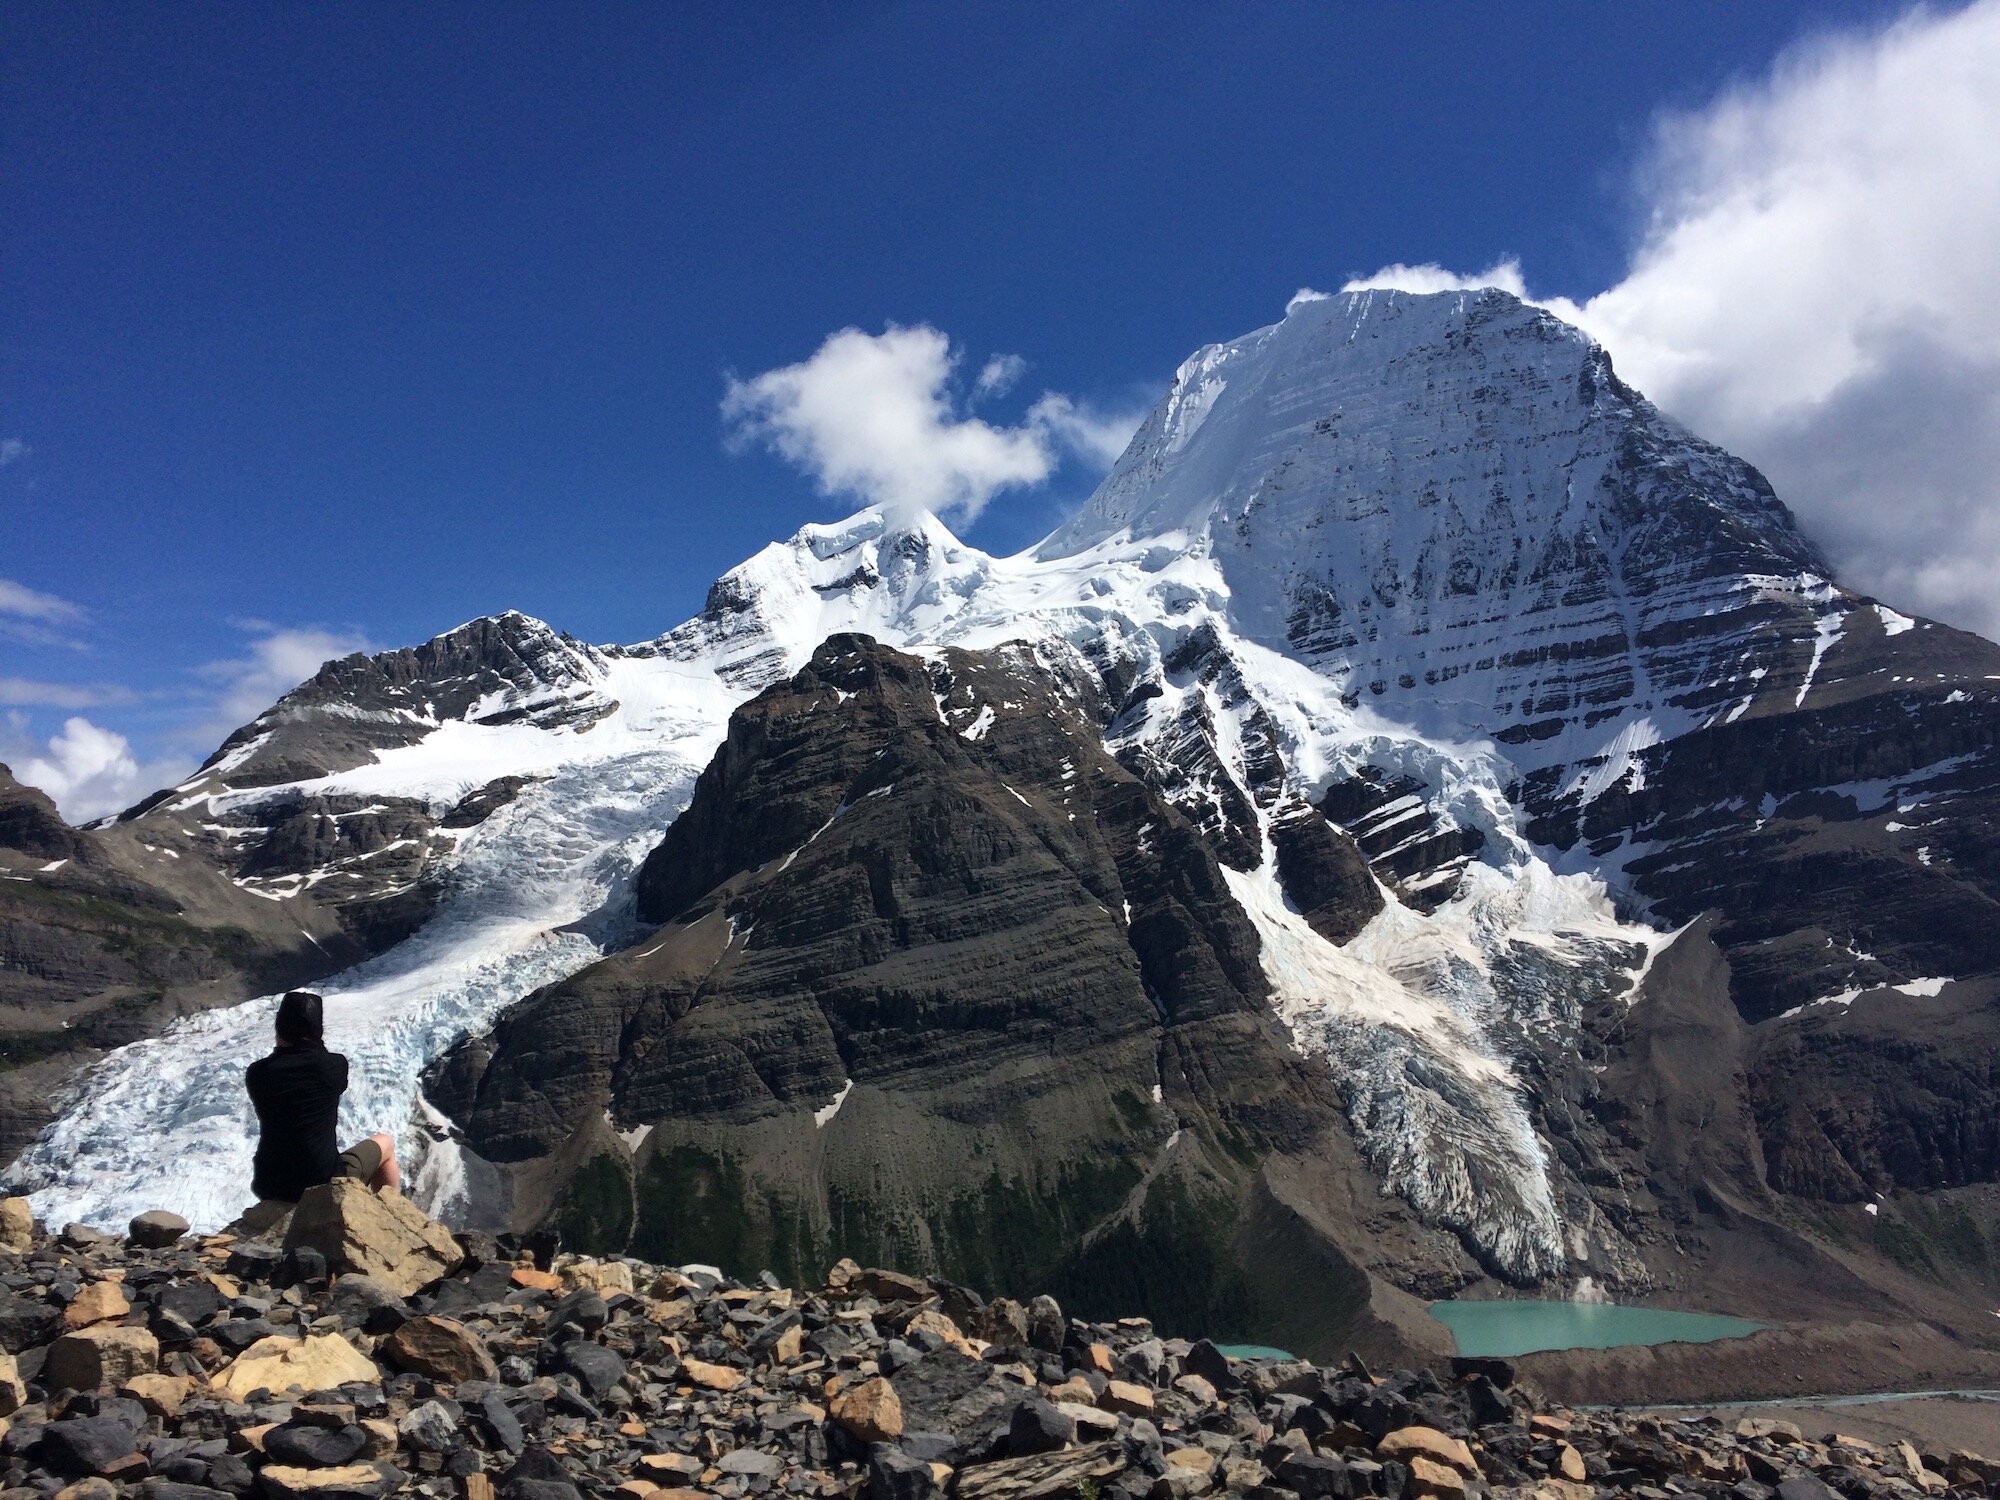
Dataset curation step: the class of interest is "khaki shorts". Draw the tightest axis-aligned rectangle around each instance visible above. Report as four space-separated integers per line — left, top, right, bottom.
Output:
339 1137 384 1183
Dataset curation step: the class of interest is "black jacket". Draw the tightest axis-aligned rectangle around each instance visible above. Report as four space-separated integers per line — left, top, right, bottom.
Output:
245 1043 349 1202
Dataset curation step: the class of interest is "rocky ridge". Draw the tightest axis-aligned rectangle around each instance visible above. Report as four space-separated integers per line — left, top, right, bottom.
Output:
0 1191 1993 1500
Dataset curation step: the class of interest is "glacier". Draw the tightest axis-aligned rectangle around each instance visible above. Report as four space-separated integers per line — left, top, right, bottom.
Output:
10 286 1852 1284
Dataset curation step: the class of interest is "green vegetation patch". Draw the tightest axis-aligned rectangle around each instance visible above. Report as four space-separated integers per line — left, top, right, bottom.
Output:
631 1145 755 1271
550 1152 634 1256
1053 1171 1255 1337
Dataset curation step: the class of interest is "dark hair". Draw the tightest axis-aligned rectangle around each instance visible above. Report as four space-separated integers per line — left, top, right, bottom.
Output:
275 990 325 1046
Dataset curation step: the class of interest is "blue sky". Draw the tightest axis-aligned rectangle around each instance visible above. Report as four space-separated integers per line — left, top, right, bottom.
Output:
7 1 1998 817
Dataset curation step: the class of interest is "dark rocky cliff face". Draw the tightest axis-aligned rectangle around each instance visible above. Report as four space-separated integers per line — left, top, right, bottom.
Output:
1523 603 2000 1023
428 636 1415 1349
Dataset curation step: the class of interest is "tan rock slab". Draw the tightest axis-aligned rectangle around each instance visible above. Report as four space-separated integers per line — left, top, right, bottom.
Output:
259 1462 398 1500
1555 1442 1586 1483
1055 1401 1120 1441
1082 1342 1115 1375
825 1257 861 1291
120 1372 193 1418
1046 1376 1097 1406
1407 1455 1466 1500
0 1351 25 1415
1099 1379 1153 1415
53 1480 116 1500
614 1482 659 1500
283 1179 464 1297
63 1280 130 1329
1172 1373 1217 1406
359 1419 398 1459
681 1357 744 1392
1164 1447 1217 1494
639 1454 705 1478
1528 1414 1570 1439
1897 1441 1948 1494
1737 1418 1804 1444
462 1476 496 1500
645 1296 694 1329
647 1269 695 1298
0 1197 33 1254
772 1324 804 1363
381 1314 498 1383
829 1375 903 1443
212 1331 381 1400
46 1324 159 1390
1221 1459 1268 1492
905 1308 973 1354
559 1259 635 1295
1378 1427 1477 1478
511 1267 562 1292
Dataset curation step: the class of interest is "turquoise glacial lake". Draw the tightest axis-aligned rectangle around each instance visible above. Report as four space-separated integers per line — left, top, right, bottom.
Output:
1430 1300 1764 1357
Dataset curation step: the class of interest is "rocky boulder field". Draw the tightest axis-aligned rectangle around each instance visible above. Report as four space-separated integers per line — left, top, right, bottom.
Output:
0 1188 1991 1500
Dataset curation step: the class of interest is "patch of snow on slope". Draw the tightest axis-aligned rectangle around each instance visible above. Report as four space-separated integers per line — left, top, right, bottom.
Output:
1562 718 1662 804
1796 609 1848 708
814 1080 854 1128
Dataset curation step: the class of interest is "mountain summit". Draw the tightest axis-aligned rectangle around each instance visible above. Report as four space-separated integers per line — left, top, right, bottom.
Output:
5 290 1997 1370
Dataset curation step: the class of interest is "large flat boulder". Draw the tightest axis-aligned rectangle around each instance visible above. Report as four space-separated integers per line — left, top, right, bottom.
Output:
45 1324 158 1391
211 1331 381 1401
283 1181 463 1297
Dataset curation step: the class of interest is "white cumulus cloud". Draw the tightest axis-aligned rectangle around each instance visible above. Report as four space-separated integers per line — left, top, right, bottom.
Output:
1026 392 1146 468
724 324 1146 526
1346 2 2000 640
2 715 193 825
972 353 1027 402
0 578 82 624
197 626 374 736
0 679 137 710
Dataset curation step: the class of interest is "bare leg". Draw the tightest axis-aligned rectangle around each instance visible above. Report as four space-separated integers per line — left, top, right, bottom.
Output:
367 1132 401 1192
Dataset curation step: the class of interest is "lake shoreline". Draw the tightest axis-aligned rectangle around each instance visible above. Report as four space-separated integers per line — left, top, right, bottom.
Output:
1509 1317 2000 1409
1622 1393 2000 1462
1427 1299 1764 1358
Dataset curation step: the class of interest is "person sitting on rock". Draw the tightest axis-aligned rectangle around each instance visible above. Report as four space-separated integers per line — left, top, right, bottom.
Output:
246 990 400 1208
